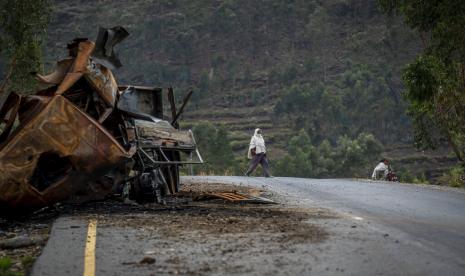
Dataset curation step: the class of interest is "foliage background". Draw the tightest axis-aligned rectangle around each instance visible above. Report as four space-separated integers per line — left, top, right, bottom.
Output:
0 0 51 93
0 0 460 183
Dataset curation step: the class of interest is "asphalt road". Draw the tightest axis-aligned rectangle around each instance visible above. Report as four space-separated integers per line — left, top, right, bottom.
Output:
184 176 465 275
31 177 465 275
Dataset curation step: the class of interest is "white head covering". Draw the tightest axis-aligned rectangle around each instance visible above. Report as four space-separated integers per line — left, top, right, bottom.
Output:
248 128 266 159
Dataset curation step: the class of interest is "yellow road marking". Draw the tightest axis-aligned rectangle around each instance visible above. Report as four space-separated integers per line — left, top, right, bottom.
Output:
83 219 97 276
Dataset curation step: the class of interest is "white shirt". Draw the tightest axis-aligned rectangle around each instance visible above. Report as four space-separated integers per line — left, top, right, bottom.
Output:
372 162 388 179
247 129 266 159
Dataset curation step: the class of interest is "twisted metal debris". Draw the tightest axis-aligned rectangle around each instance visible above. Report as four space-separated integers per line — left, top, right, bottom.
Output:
0 27 202 214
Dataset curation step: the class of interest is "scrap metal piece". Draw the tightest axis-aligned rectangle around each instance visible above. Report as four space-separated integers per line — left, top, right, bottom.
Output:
135 119 195 147
172 90 193 127
55 40 95 95
0 92 21 144
84 62 118 107
35 58 74 85
92 26 129 70
55 39 119 107
117 86 163 122
167 87 177 127
196 192 276 204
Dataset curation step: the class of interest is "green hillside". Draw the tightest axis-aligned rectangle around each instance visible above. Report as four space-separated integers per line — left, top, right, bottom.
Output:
34 0 460 181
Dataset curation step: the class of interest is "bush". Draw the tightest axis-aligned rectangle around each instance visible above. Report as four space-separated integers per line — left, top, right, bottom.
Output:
191 121 238 175
397 168 415 183
274 130 383 178
438 166 465 188
21 256 35 271
0 257 20 276
411 173 430 184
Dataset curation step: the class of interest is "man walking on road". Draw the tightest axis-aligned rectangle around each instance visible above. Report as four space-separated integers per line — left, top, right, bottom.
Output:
245 128 272 177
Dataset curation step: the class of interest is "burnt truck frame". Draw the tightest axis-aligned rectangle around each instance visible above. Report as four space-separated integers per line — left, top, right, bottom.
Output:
0 27 202 214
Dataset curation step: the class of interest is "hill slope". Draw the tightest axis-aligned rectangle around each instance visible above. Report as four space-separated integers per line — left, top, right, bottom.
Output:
42 0 455 181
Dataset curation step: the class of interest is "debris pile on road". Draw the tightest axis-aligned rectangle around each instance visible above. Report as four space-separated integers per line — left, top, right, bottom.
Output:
193 191 276 204
179 181 277 204
0 26 203 215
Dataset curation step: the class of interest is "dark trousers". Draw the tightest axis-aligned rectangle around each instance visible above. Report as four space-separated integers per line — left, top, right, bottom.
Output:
246 153 271 177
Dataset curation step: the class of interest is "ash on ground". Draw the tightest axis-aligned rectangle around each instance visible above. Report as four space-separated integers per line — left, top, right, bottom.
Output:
1 182 336 275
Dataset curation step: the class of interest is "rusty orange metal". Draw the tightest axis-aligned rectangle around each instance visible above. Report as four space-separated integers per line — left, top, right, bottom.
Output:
0 94 131 213
0 37 129 214
196 192 276 204
0 27 202 215
35 58 74 85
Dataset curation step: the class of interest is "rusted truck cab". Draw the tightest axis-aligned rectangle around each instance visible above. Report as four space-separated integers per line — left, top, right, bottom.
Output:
0 27 202 215
116 85 202 203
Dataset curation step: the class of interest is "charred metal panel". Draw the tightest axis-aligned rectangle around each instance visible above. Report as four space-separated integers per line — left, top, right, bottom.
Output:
118 86 164 120
135 120 195 148
36 58 74 85
93 26 130 70
0 95 130 213
0 92 21 144
84 62 118 107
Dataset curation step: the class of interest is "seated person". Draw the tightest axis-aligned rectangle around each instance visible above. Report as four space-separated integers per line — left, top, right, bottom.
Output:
372 159 389 180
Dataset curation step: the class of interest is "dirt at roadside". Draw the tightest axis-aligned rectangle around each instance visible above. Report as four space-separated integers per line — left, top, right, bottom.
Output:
0 210 56 275
91 182 336 275
98 203 332 243
1 182 337 275
91 203 335 275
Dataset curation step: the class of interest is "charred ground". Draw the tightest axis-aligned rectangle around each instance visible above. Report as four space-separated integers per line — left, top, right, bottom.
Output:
1 182 335 275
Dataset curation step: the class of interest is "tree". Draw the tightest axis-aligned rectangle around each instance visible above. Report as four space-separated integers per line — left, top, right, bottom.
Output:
0 0 52 93
378 0 465 164
274 130 383 178
305 5 332 82
192 121 236 174
333 132 384 177
273 65 407 144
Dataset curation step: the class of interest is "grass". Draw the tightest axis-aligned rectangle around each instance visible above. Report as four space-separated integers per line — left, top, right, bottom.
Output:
20 256 35 272
0 257 21 276
438 166 465 188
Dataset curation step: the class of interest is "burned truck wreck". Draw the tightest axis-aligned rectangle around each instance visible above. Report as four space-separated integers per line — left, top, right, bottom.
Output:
0 27 202 214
